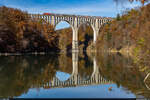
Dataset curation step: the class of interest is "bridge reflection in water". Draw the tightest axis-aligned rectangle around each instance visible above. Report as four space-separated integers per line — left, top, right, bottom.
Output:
33 52 113 89
0 52 150 98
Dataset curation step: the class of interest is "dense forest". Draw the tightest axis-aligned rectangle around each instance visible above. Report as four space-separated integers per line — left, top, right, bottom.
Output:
0 6 59 53
96 2 150 84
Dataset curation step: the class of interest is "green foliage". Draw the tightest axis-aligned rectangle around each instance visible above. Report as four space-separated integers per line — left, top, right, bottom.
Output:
116 14 121 21
138 37 145 46
133 46 140 56
106 32 112 41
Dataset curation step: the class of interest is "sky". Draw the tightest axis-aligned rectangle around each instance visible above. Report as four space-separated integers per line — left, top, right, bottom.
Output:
0 0 142 29
0 0 142 17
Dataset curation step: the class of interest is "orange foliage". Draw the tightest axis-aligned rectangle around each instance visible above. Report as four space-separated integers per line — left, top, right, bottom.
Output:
0 6 59 53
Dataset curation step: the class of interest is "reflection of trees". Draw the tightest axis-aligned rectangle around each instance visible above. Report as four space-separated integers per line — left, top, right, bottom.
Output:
0 55 58 98
1 52 150 98
78 55 93 80
0 53 96 98
58 53 72 74
96 52 150 98
56 27 72 52
58 53 93 80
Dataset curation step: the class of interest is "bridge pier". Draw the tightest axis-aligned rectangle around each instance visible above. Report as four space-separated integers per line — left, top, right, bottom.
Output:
93 29 99 44
72 52 79 85
92 56 99 83
72 27 79 52
93 19 99 44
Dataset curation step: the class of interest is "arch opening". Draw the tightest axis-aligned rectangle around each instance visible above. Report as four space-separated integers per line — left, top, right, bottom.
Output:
56 71 71 82
55 21 73 52
56 53 73 82
78 22 94 52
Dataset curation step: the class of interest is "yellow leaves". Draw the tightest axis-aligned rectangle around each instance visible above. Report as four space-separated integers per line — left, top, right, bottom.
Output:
139 66 149 72
138 37 145 46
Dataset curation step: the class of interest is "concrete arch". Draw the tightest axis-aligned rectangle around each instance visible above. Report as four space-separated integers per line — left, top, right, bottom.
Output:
78 21 98 43
54 20 77 51
78 21 95 33
54 20 74 31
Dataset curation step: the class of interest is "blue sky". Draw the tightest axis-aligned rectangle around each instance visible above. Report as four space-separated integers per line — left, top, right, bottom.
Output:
0 0 142 30
0 0 141 17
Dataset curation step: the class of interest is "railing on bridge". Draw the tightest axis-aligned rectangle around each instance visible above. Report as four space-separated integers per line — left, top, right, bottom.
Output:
31 73 113 89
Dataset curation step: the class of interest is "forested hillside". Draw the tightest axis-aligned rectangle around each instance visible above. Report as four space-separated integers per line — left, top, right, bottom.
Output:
96 3 150 75
0 6 59 53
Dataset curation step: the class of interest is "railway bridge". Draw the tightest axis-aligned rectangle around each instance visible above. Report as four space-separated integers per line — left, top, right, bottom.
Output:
30 13 112 51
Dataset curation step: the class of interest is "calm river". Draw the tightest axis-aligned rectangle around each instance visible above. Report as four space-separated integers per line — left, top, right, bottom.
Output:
0 52 149 99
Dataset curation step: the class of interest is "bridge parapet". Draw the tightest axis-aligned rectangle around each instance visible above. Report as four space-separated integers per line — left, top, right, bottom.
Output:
36 73 114 89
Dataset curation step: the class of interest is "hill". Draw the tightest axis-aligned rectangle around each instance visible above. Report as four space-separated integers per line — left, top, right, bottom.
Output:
0 6 59 53
96 3 150 74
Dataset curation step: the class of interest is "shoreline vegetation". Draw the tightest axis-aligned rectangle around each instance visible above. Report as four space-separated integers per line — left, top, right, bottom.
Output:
95 2 150 77
96 3 150 54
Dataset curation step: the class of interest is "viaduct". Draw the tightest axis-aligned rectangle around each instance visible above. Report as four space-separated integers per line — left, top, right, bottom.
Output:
29 13 113 51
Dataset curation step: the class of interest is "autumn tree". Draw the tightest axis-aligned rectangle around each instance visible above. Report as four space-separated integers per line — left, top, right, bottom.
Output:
0 6 59 53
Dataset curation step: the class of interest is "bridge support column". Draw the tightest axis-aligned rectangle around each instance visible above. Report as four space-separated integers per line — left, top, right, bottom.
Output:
93 29 99 44
72 52 79 85
72 27 78 52
92 56 99 84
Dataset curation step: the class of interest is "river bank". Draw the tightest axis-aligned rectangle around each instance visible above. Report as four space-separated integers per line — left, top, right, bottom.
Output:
95 3 150 77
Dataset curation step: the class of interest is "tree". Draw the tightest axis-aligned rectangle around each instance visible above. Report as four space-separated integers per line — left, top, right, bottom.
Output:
114 0 150 5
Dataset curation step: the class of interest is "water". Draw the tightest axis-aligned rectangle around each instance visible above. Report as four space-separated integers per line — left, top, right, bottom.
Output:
0 52 149 99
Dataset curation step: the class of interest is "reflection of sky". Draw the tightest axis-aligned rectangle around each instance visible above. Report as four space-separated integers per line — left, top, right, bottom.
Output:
17 84 136 98
56 71 71 81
